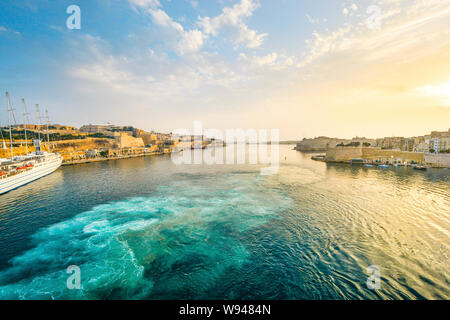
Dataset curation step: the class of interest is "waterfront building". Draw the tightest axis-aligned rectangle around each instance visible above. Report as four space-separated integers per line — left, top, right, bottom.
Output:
114 132 145 148
295 136 375 152
79 124 124 135
325 146 426 165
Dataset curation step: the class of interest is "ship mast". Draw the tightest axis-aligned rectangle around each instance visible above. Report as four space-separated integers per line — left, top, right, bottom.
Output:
36 104 41 143
22 98 29 154
6 92 14 161
45 109 50 152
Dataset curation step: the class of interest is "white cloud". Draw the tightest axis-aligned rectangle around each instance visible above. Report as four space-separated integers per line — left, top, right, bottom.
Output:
177 29 204 55
68 35 242 101
0 25 20 36
298 0 450 68
238 52 296 74
128 0 160 9
59 0 450 138
234 23 267 48
297 26 352 68
147 8 204 55
148 8 184 32
198 0 267 48
240 52 278 67
306 14 320 25
138 0 267 55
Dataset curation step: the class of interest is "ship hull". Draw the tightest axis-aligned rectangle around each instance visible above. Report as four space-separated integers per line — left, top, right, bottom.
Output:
0 155 62 194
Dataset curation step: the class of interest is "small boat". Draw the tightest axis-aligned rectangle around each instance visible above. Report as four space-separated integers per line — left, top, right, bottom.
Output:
311 155 326 161
413 165 427 171
364 164 373 168
378 164 390 169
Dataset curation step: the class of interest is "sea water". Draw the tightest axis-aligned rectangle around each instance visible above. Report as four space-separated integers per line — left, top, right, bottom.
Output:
0 146 448 299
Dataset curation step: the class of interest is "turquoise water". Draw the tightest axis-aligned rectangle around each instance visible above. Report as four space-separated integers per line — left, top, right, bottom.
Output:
0 146 448 299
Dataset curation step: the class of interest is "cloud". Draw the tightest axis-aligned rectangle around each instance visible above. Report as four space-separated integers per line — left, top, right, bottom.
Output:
298 0 450 68
76 0 450 102
66 0 450 137
128 0 161 9
135 0 266 55
147 8 204 55
240 52 278 67
305 14 320 25
239 52 295 70
0 25 20 36
148 8 183 32
178 29 204 55
197 0 267 48
297 26 352 68
67 35 241 101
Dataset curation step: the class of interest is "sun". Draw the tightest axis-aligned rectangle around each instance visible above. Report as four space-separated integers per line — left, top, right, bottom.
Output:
417 81 450 106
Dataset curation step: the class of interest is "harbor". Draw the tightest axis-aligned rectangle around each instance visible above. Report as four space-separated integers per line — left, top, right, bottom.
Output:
304 136 450 169
0 145 448 300
311 155 440 171
61 150 171 166
1 0 450 305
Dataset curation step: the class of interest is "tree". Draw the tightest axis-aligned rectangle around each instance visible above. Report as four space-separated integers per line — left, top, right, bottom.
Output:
99 150 109 158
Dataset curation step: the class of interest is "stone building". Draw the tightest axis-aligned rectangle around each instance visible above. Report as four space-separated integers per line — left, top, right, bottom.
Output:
114 132 145 148
296 136 375 151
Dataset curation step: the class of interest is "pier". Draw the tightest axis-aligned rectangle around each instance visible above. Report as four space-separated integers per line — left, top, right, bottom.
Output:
61 151 169 166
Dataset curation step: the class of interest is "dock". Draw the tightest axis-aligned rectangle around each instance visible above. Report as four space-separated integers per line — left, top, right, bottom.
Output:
61 151 169 166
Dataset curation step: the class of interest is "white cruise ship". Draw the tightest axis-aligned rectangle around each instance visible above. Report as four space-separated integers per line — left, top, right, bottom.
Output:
1 92 63 194
0 149 62 194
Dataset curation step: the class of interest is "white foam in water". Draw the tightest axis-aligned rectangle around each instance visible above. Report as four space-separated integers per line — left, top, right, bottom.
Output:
0 173 293 299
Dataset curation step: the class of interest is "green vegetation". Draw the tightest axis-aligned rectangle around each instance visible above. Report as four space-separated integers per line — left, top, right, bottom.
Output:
111 126 134 132
99 150 109 157
337 141 361 147
88 132 110 139
429 148 450 154
1 129 110 141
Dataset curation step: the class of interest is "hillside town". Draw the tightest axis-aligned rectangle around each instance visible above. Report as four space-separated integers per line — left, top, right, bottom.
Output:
0 123 206 165
2 122 450 168
295 129 450 168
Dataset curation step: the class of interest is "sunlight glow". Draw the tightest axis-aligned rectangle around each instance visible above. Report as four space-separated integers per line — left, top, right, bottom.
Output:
418 81 450 98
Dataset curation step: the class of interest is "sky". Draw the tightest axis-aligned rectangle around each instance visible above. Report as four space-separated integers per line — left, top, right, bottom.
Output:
0 0 450 140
